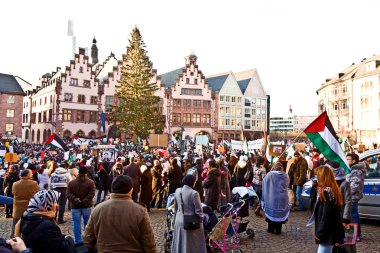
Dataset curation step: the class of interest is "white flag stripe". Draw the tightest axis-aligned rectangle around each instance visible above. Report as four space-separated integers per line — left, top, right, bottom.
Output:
319 127 349 168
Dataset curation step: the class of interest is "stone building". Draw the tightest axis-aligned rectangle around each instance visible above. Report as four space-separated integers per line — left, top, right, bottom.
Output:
0 73 30 140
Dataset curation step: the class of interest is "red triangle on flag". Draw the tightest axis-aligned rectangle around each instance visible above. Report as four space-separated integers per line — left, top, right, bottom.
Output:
304 112 327 133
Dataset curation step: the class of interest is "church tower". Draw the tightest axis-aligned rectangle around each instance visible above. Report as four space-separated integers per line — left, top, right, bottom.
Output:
91 37 99 64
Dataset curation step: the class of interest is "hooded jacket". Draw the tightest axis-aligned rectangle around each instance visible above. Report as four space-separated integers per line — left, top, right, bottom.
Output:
49 167 72 189
21 213 74 253
332 166 352 223
346 162 365 202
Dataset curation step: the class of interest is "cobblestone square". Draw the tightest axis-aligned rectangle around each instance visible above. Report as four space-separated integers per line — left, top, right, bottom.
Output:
0 207 379 252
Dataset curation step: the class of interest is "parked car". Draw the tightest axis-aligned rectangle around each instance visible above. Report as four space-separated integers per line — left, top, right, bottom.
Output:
300 149 380 219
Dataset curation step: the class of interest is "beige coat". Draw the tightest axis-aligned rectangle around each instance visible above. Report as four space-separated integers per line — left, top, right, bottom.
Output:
12 177 40 218
84 193 156 253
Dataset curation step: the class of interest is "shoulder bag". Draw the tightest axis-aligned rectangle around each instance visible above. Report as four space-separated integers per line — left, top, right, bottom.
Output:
180 190 201 230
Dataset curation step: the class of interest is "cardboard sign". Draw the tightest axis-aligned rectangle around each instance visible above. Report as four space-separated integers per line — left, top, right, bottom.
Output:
5 153 18 163
268 145 286 157
149 134 169 147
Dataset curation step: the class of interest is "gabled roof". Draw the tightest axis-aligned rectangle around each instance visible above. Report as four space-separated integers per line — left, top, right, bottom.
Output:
0 73 25 95
96 55 119 81
159 68 183 88
237 78 251 93
205 74 229 92
14 76 34 92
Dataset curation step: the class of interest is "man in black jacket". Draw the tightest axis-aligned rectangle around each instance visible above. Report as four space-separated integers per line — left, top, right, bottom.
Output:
123 157 141 202
67 167 96 245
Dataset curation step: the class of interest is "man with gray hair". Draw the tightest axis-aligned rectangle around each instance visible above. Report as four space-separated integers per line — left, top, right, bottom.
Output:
11 169 39 237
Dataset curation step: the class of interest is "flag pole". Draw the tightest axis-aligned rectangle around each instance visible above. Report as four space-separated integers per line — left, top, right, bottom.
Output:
277 128 305 159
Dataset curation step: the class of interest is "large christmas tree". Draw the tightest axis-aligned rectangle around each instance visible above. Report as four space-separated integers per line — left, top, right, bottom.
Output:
111 27 164 138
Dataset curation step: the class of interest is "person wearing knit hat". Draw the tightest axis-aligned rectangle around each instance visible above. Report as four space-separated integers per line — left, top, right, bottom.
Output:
84 175 156 252
16 190 75 253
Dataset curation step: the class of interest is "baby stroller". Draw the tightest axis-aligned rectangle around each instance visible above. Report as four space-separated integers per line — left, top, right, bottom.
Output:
223 186 258 243
164 193 175 253
206 200 248 253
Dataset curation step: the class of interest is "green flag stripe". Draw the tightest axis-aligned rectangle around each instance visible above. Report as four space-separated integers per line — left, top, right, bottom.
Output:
306 132 350 174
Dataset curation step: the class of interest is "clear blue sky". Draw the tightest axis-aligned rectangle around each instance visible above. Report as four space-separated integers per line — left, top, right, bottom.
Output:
1 0 380 116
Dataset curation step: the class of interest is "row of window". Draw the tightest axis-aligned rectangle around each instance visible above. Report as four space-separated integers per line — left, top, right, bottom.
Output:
172 113 211 124
184 78 198 85
173 99 211 108
30 109 53 124
31 95 53 107
181 88 202 95
220 96 242 103
70 78 92 88
217 133 240 140
63 93 98 104
219 119 266 128
63 109 97 123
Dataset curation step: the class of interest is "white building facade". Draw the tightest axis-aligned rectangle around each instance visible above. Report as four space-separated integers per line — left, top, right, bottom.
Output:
317 55 380 146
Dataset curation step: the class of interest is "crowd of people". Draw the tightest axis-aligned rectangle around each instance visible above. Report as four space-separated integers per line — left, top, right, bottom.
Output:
0 140 368 253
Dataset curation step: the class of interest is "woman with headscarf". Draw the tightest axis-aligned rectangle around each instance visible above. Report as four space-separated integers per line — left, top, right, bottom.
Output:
171 175 206 253
261 162 290 235
233 155 249 187
16 190 75 253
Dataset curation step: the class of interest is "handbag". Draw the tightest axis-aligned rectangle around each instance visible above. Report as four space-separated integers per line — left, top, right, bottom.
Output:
180 190 201 230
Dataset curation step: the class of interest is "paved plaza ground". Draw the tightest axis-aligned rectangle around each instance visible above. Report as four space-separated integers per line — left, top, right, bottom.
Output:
0 206 379 252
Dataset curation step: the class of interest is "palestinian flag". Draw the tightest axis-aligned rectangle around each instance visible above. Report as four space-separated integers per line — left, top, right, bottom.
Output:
45 133 69 152
304 112 350 173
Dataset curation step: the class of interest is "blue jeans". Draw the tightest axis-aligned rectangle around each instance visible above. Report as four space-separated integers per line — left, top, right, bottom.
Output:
296 186 305 210
351 201 362 239
96 189 108 203
317 244 333 253
71 208 91 244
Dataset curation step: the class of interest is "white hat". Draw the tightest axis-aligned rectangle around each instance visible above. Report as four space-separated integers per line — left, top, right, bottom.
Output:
238 155 247 168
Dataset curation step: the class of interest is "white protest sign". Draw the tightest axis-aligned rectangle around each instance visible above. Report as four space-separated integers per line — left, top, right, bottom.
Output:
230 140 243 150
248 138 264 151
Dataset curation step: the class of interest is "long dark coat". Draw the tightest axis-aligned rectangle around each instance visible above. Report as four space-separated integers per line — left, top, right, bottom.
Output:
139 168 153 206
315 191 345 245
234 164 248 187
3 171 20 197
202 168 221 210
168 164 182 195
